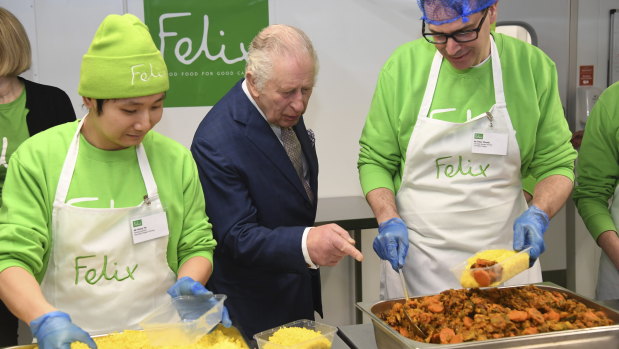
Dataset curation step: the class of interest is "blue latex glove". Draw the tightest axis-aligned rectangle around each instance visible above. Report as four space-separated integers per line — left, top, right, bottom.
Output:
30 311 96 349
373 217 409 271
167 277 232 328
513 205 550 266
167 276 210 297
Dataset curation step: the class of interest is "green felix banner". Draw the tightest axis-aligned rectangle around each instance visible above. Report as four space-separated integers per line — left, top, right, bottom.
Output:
143 0 269 107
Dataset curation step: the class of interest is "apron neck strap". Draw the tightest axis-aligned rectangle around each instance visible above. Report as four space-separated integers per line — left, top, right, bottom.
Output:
136 142 158 200
489 36 505 106
54 116 159 204
416 50 443 120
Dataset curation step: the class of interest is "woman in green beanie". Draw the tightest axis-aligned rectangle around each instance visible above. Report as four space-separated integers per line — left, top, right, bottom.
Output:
0 14 227 348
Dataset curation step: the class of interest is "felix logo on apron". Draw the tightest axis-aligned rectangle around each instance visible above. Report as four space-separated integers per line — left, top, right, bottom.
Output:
74 255 138 285
435 155 490 178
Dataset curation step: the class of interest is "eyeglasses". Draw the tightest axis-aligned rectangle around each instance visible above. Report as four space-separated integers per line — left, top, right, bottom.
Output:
422 9 488 44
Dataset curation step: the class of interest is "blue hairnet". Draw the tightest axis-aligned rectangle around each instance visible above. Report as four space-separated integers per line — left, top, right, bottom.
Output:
418 0 496 25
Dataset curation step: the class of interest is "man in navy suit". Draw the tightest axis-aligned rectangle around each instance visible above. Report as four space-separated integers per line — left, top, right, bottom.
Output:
191 24 363 341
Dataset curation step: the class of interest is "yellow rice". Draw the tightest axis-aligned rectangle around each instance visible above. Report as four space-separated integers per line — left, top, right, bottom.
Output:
67 325 247 349
264 326 331 349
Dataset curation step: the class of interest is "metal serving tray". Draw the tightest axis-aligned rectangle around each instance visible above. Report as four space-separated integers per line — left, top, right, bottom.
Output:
356 284 619 349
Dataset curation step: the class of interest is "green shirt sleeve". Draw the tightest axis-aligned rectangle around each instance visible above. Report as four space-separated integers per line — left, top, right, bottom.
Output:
358 60 402 195
0 151 52 279
520 51 576 183
574 82 619 241
521 175 536 196
173 151 216 270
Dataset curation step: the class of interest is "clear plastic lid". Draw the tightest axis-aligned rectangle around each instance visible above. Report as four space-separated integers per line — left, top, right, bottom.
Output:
139 293 226 346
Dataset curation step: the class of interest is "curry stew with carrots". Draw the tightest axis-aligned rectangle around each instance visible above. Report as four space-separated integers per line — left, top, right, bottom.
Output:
379 285 614 344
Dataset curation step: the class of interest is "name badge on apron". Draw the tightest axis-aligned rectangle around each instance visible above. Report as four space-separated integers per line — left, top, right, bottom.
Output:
471 132 508 155
131 211 169 244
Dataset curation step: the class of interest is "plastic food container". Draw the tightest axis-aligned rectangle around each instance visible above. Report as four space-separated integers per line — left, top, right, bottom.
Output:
253 319 337 349
451 246 531 288
139 294 226 346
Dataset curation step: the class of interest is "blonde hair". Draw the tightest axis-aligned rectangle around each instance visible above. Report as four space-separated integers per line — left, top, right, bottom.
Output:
245 24 318 91
0 7 32 77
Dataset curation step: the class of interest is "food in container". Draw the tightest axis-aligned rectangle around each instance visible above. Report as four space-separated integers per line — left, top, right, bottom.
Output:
376 285 615 344
69 324 248 349
253 319 336 349
452 247 531 287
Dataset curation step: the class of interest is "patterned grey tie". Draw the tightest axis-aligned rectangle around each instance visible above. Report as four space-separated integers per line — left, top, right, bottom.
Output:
281 127 313 202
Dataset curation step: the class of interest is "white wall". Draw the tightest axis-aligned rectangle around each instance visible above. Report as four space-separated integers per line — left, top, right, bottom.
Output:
578 0 616 89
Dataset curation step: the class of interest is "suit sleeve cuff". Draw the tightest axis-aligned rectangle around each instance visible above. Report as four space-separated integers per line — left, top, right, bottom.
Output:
302 227 319 269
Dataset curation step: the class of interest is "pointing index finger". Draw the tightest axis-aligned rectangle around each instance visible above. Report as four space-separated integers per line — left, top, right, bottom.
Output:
334 235 364 262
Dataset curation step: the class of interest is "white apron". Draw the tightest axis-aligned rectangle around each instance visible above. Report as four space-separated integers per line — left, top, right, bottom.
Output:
596 184 619 300
40 118 176 335
380 37 542 299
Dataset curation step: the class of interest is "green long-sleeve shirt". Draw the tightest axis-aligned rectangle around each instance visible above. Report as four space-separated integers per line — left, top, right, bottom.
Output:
358 33 576 195
0 120 216 282
574 81 619 241
0 90 28 207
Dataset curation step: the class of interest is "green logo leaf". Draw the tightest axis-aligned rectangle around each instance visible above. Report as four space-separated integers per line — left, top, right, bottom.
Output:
133 219 143 227
474 133 484 139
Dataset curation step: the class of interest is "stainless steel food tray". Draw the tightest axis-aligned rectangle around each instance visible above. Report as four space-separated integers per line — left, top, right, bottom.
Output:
356 284 619 349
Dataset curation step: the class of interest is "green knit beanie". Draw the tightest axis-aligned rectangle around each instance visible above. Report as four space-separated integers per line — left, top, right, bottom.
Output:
78 14 169 99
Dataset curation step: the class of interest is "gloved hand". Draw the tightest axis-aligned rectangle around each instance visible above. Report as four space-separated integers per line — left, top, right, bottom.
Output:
167 276 210 297
373 217 409 271
167 277 232 328
513 205 549 267
30 311 96 349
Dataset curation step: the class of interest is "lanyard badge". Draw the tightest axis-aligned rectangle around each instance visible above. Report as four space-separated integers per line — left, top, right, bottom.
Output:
130 196 169 244
130 211 169 244
471 112 508 155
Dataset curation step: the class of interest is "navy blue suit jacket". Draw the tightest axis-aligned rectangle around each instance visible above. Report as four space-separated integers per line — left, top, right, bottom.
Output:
191 80 322 340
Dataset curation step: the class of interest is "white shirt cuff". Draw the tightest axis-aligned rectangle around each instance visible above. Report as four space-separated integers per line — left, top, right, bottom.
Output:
302 227 319 269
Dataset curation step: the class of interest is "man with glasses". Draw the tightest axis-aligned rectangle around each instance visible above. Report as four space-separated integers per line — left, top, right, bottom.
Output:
358 0 576 298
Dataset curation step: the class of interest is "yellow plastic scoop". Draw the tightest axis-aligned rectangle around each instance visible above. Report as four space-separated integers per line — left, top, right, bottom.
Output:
453 247 531 288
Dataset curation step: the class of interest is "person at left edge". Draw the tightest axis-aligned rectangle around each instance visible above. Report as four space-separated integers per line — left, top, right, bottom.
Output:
0 14 224 348
0 7 77 346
